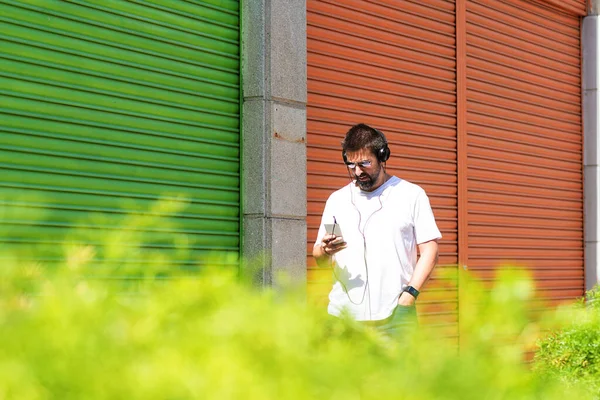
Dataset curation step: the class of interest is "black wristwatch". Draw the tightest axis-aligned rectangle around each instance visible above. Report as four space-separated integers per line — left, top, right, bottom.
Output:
403 285 420 299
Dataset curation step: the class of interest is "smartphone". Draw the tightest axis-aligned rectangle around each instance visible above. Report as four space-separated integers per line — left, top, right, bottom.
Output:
324 223 343 237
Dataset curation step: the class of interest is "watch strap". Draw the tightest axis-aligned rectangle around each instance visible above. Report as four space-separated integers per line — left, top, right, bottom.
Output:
403 285 420 299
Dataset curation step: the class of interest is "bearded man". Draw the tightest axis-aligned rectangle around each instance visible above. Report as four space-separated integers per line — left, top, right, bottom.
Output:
312 123 441 336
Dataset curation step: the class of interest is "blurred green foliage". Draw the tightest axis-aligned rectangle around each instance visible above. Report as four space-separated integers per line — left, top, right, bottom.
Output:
533 287 600 396
0 197 598 399
0 260 596 399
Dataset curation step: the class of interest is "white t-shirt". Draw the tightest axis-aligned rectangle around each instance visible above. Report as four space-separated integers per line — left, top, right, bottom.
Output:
314 176 442 321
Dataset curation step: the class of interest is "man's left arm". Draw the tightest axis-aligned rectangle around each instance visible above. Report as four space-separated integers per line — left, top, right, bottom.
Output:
398 240 439 306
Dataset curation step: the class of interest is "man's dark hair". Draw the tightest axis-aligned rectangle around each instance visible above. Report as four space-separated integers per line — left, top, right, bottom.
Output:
341 123 387 157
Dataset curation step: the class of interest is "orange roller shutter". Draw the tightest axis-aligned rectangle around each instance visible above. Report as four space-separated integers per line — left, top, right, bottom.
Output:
465 0 584 306
307 0 458 342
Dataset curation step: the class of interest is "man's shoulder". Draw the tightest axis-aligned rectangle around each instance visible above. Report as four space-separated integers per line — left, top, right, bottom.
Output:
389 176 426 197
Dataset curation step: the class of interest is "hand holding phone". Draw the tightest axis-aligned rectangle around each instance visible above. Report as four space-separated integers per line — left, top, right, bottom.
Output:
321 218 346 256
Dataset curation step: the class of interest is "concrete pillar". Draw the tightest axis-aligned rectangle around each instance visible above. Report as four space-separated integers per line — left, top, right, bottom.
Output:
583 7 600 290
591 0 600 16
241 0 307 289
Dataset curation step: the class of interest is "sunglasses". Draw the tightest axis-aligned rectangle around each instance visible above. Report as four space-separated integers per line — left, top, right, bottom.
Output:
345 160 372 169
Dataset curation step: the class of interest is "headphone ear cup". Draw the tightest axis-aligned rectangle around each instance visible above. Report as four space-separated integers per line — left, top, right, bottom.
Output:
379 146 390 162
373 128 390 162
342 151 348 163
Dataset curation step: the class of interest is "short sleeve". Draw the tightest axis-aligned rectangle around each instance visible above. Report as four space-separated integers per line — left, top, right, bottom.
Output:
313 197 334 249
413 189 442 244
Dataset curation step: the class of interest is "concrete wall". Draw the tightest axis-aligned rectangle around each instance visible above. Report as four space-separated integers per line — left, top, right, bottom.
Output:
241 0 308 289
584 5 600 290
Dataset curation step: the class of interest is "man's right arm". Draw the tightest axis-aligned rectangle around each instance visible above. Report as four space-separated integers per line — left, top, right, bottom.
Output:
312 241 331 268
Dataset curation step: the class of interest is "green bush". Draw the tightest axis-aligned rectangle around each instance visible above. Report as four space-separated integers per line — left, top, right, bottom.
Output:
533 287 600 396
0 256 594 399
0 197 595 399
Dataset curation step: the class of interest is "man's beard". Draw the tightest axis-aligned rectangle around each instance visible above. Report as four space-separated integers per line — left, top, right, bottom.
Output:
354 166 381 191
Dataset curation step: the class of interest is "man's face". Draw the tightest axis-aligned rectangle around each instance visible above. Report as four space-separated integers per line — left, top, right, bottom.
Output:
344 148 385 192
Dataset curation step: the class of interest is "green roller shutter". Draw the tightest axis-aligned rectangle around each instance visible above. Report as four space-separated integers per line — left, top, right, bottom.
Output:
0 0 241 272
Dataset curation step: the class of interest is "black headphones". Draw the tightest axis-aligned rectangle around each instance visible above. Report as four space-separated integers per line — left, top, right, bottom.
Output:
342 127 391 164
